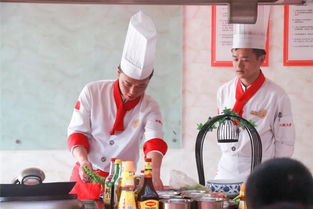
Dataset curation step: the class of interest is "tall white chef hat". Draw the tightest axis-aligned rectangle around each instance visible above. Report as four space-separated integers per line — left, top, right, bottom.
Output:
120 11 157 80
232 6 271 50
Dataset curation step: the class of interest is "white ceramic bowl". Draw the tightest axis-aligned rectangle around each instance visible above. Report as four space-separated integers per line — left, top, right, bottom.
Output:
206 179 243 198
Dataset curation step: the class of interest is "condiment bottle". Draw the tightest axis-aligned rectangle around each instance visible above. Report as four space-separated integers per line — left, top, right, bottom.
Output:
110 159 122 209
134 170 145 199
104 158 116 208
118 161 137 209
114 161 124 209
238 184 247 209
136 158 159 209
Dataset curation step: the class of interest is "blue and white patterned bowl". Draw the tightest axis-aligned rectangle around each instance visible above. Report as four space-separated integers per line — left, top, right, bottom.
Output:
206 179 243 198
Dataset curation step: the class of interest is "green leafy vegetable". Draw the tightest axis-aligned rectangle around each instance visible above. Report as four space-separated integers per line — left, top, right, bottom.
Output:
83 166 106 185
232 194 240 204
181 184 210 191
196 108 256 131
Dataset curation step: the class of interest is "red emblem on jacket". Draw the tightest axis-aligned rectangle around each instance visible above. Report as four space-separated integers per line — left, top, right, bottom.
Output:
155 119 162 125
74 101 80 110
280 123 292 127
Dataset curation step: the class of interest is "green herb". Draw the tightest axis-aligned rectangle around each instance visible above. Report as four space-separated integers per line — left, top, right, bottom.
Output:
232 194 240 204
181 184 210 191
83 166 106 185
222 108 238 116
197 123 204 131
196 108 256 131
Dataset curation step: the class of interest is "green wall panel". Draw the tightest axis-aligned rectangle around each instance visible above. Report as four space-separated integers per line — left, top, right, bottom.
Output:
0 4 182 149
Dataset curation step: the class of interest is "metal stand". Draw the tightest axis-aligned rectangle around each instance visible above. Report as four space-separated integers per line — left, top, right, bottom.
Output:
195 114 262 185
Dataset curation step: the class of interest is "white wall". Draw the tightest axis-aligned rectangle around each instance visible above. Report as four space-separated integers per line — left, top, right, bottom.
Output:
1 5 312 186
182 5 313 183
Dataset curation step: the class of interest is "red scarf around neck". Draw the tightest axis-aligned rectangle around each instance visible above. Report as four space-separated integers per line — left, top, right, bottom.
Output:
232 71 265 117
109 80 141 135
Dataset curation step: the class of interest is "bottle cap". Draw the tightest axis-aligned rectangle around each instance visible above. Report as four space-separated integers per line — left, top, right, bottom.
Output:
122 161 135 172
239 184 245 197
111 158 117 162
115 159 122 164
145 158 152 162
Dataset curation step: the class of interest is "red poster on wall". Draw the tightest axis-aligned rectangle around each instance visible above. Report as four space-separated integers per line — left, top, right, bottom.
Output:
283 5 313 66
211 5 270 67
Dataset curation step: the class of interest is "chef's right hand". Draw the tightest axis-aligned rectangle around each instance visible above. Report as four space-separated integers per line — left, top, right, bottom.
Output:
79 160 92 183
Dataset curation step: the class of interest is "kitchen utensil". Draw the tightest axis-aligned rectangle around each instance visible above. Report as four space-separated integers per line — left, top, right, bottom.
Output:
181 190 206 200
0 197 84 209
82 200 99 209
217 117 240 143
13 167 45 185
197 197 224 209
160 198 192 209
0 182 76 198
0 182 83 209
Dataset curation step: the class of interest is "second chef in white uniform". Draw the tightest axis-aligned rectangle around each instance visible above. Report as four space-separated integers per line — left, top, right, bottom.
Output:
67 11 168 200
216 6 295 180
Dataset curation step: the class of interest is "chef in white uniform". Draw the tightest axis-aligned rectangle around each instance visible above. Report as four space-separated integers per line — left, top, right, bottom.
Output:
67 11 168 200
216 6 295 180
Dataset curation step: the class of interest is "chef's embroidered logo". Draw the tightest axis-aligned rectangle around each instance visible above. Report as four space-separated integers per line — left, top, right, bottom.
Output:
250 109 267 118
155 119 162 125
280 123 292 127
74 101 80 110
133 120 139 128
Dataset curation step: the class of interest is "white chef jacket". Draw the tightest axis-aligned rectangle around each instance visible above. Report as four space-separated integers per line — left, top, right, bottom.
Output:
67 80 166 172
216 77 295 180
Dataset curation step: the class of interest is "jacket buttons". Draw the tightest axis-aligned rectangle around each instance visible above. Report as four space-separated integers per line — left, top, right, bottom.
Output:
101 157 106 162
109 140 114 145
231 146 236 151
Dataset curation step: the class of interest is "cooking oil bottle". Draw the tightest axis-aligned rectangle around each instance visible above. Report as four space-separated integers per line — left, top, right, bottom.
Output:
104 158 116 209
136 158 159 209
118 161 137 209
238 184 247 209
113 160 124 209
110 159 121 209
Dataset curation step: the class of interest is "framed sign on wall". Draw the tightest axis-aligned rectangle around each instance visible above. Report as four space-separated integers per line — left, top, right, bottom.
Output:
283 5 313 66
211 5 270 67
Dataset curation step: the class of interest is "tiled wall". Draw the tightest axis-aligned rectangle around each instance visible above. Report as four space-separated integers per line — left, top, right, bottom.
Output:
1 5 312 186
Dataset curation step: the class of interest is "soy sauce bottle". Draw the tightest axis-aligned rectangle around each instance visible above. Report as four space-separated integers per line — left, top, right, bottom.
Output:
136 158 159 209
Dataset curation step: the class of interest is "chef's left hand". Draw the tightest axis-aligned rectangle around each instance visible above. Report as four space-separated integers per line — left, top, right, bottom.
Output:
152 175 164 191
146 151 165 191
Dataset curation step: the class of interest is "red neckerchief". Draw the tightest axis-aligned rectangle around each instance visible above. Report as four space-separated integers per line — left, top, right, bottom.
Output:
232 71 265 117
109 80 141 135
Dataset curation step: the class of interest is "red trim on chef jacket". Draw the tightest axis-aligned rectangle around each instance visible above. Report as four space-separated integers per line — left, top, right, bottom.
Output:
232 71 265 117
109 80 141 135
143 138 168 156
68 133 90 152
70 163 108 200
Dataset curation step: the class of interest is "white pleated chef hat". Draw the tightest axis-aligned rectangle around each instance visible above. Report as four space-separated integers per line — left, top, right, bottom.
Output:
120 11 157 80
232 6 271 50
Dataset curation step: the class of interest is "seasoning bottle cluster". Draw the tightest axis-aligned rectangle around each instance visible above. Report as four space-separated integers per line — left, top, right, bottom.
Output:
103 158 159 209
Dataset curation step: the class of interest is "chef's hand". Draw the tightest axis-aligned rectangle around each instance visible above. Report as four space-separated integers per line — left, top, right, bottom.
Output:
153 175 164 191
146 152 165 191
72 146 91 183
79 160 92 183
